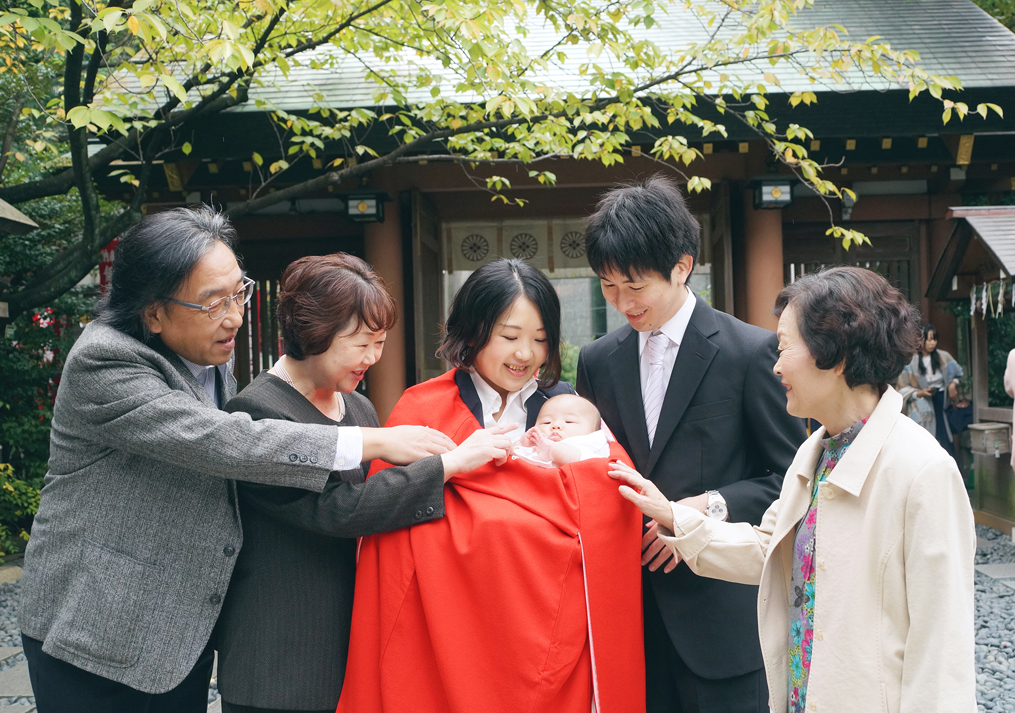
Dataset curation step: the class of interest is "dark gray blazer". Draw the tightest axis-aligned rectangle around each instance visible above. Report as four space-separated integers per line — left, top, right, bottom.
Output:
18 322 339 694
577 298 806 679
215 372 446 711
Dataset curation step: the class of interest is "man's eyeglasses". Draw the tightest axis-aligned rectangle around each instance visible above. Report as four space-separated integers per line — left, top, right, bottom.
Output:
166 278 256 320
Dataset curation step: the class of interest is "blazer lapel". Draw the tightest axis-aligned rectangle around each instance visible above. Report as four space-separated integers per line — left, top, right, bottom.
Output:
151 337 218 409
524 391 548 430
608 326 651 469
454 369 485 428
645 301 719 476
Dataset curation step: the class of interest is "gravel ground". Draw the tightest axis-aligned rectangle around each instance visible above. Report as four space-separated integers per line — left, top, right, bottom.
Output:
0 579 220 708
976 524 1015 712
1 529 1013 710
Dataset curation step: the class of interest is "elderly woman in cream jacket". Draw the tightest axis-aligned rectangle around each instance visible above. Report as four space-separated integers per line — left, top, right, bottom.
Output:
611 266 975 713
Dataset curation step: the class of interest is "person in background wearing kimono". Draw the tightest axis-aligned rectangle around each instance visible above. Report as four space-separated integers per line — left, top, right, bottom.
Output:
899 323 962 458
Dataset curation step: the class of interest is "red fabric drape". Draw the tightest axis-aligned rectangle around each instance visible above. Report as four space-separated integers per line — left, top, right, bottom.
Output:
337 370 645 713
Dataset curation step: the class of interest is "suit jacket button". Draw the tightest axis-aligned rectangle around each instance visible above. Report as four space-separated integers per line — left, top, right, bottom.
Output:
224 545 236 557
426 506 435 515
300 455 308 463
209 594 221 605
414 510 423 520
310 456 318 464
289 454 298 462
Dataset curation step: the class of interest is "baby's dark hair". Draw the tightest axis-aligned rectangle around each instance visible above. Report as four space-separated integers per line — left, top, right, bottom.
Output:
539 394 602 430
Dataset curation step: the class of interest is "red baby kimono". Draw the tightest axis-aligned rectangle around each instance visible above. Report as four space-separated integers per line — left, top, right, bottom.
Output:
336 370 646 713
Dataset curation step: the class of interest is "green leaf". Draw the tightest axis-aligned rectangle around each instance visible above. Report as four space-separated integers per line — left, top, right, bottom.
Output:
161 74 188 103
100 8 123 32
66 106 91 129
182 142 192 156
252 152 263 166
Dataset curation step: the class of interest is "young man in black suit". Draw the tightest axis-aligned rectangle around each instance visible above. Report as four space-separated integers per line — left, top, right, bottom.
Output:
576 175 806 713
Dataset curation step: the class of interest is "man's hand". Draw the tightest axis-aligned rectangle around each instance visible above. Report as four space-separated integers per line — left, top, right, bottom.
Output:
610 462 712 574
642 521 680 573
362 425 457 465
675 492 708 515
440 423 517 481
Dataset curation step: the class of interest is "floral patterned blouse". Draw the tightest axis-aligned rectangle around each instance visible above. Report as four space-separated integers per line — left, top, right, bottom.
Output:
787 420 865 713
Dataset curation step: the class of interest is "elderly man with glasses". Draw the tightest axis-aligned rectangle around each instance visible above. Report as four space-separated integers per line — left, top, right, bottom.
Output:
18 206 456 713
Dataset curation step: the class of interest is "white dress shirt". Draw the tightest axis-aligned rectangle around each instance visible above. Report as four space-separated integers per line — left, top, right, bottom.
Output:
179 356 362 471
469 370 538 442
637 287 695 407
179 356 226 408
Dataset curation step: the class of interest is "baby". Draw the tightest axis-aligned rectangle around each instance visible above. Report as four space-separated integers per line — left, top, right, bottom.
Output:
513 394 610 468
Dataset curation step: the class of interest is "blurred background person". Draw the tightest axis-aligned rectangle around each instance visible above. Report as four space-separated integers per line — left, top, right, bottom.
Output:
899 323 962 458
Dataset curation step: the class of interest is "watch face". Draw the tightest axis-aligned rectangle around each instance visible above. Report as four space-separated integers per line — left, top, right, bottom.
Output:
707 498 727 520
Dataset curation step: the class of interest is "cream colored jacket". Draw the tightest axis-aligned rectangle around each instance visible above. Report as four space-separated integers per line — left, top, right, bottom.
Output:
659 387 975 713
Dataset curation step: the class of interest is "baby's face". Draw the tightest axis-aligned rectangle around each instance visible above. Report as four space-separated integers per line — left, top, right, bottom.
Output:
535 398 600 441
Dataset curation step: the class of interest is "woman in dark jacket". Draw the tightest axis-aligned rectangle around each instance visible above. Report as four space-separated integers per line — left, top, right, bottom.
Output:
216 254 511 713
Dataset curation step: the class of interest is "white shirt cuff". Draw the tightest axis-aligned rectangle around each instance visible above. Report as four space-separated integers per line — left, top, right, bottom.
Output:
333 426 364 470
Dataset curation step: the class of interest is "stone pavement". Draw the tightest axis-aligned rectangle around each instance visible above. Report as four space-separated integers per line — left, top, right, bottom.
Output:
1 535 1009 710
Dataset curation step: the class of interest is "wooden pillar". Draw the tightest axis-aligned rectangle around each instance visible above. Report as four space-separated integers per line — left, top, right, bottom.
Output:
742 193 784 331
364 194 406 424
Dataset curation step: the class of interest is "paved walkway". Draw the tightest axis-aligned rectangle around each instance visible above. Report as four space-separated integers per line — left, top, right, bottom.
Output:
2 533 1012 711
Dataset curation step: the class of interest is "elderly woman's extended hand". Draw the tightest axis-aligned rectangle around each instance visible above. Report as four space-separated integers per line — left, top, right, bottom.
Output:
608 460 675 531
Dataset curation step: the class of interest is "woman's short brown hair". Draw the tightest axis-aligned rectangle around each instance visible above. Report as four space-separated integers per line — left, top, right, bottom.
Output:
773 266 921 390
277 253 397 360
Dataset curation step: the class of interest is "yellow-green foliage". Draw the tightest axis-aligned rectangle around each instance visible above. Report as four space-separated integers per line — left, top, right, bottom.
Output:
0 463 40 556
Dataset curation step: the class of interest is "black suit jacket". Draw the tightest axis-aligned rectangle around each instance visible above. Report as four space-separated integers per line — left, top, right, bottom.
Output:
215 372 446 710
576 298 805 679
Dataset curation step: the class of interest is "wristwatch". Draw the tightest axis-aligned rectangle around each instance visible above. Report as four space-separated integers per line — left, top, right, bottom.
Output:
705 490 729 521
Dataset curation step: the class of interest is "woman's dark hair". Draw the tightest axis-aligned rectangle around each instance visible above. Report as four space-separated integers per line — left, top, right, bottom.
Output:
773 266 921 390
585 173 700 281
437 258 562 387
917 323 942 376
277 253 397 360
96 205 236 341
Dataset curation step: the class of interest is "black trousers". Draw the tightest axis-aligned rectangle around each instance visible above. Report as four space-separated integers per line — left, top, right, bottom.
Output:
644 583 769 713
221 703 332 713
24 635 214 713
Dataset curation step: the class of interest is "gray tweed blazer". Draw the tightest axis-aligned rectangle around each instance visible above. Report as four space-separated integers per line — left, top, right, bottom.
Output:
18 321 338 694
215 372 445 710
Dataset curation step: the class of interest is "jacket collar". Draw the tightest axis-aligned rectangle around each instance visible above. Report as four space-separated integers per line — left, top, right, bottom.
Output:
788 387 903 498
453 368 574 431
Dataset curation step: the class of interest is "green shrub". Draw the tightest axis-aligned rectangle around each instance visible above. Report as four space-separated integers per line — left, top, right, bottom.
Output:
560 341 579 389
0 463 40 556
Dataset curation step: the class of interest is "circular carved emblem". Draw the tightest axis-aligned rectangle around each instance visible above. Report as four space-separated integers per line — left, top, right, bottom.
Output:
509 233 538 260
560 231 585 259
461 234 490 262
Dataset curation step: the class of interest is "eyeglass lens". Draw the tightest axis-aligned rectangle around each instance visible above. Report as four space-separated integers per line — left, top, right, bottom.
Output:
208 281 255 319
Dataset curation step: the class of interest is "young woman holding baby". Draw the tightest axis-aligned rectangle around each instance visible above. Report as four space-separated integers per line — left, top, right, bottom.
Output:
336 258 646 713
